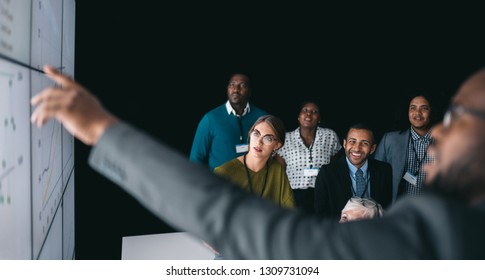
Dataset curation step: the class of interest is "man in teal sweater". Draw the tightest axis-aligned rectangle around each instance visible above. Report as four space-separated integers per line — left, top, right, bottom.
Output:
189 73 268 171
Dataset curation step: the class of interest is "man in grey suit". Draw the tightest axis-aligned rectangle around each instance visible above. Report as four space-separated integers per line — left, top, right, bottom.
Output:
31 65 485 259
375 91 437 202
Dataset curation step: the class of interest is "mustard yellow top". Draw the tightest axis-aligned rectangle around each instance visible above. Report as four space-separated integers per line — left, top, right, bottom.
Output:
214 158 295 208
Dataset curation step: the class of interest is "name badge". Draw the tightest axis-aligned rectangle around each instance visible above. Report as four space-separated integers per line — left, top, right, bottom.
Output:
235 144 249 153
403 171 417 185
303 168 319 177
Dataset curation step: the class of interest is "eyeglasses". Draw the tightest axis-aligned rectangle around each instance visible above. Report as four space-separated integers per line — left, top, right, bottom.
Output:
443 104 485 130
250 130 277 145
349 196 377 209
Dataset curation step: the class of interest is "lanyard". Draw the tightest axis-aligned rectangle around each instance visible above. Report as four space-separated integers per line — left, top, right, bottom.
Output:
243 154 269 198
302 129 316 168
237 116 244 143
308 142 314 168
409 133 428 173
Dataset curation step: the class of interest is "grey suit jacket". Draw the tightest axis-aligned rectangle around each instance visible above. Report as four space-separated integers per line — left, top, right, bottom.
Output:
88 122 485 259
374 129 410 202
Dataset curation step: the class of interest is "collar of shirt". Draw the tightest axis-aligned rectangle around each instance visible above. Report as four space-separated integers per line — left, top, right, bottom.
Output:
345 156 369 176
296 127 320 146
225 100 250 117
410 126 432 142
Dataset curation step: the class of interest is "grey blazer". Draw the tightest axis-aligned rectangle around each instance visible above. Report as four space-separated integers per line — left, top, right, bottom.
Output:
374 129 410 202
88 122 485 259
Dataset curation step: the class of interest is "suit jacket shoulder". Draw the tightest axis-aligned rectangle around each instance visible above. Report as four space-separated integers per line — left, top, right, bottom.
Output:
314 156 352 218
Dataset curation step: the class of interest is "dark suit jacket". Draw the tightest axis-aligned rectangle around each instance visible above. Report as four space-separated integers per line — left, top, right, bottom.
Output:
88 122 485 259
314 156 392 218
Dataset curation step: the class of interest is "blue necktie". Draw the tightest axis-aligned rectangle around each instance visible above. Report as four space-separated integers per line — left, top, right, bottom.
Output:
355 168 366 197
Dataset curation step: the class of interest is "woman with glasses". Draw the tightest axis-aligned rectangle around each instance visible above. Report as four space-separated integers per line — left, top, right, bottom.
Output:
339 197 383 223
212 115 296 259
213 115 295 208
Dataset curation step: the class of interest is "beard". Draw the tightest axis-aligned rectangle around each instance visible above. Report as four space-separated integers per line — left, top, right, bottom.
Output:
425 156 485 203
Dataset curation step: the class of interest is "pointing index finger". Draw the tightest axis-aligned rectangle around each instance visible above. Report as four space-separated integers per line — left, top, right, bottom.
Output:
42 64 74 87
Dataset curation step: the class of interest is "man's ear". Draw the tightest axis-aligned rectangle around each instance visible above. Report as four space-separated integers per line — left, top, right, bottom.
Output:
370 143 377 155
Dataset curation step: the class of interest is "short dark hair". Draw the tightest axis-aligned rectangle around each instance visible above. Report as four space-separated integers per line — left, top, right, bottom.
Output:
298 100 320 113
394 88 439 132
346 123 375 144
227 73 251 87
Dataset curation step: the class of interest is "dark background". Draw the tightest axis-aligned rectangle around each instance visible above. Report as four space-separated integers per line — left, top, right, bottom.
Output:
73 1 484 259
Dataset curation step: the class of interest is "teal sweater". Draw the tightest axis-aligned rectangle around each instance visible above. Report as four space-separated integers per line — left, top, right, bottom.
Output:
190 104 267 170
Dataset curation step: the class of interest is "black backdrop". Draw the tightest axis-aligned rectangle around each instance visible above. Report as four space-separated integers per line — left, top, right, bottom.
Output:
73 2 484 259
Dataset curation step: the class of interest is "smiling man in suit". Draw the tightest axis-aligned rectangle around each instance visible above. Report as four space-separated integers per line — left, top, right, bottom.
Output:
314 123 392 219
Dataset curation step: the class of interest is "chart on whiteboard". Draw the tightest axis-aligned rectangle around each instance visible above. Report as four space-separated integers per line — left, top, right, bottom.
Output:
31 71 64 258
0 0 75 259
0 60 31 259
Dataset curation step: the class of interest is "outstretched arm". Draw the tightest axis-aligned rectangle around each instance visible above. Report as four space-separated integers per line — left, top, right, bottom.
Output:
30 64 420 260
